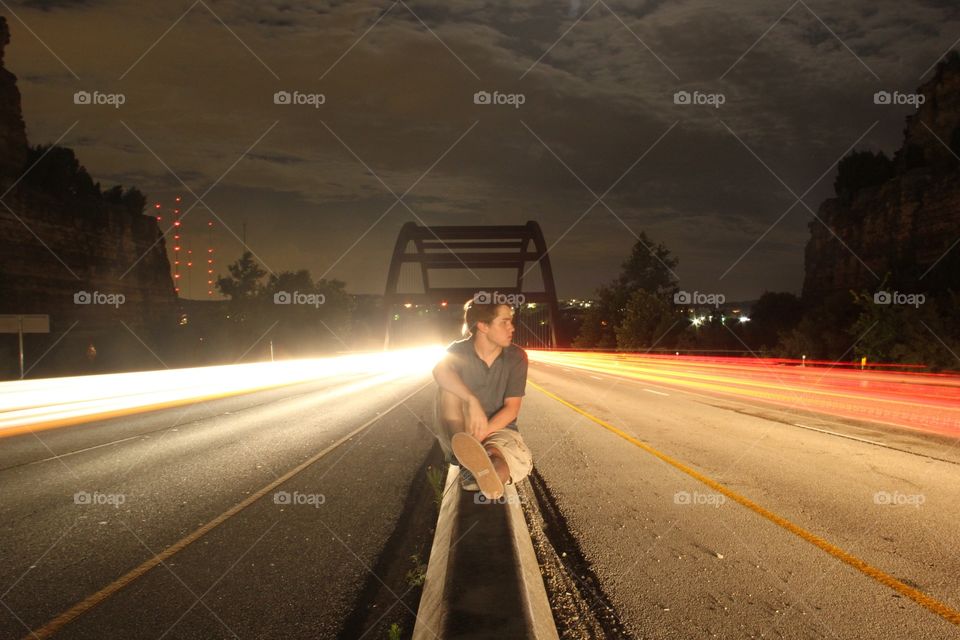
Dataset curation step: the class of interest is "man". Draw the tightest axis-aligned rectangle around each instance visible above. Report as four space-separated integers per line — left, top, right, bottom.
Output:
431 298 533 500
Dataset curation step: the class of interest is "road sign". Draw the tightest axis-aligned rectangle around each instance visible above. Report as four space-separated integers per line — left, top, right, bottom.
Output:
0 315 50 333
0 314 51 379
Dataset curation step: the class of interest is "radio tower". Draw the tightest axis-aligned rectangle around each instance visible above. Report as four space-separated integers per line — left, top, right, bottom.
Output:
206 220 215 296
172 196 183 295
155 196 185 295
154 196 216 298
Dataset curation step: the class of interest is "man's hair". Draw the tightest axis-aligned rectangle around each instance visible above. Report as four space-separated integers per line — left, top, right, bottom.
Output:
462 299 509 336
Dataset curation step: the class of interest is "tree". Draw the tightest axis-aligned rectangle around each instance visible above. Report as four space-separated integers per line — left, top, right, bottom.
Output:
575 232 679 349
849 290 959 370
775 291 860 361
213 256 356 358
615 289 679 351
261 270 353 353
103 185 124 203
614 232 679 297
573 285 619 349
122 187 147 216
21 145 149 219
23 145 100 200
216 251 267 326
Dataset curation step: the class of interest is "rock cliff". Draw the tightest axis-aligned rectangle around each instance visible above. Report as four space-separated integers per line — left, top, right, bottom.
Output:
803 53 960 300
0 16 177 377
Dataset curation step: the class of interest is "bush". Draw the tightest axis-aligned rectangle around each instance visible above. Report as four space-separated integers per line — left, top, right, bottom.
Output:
850 290 960 370
22 145 149 217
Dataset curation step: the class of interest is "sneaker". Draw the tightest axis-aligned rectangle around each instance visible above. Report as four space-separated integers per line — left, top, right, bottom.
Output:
451 433 504 500
459 467 479 492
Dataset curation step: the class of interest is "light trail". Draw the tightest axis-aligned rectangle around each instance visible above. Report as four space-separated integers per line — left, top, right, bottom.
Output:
0 346 446 438
530 351 960 437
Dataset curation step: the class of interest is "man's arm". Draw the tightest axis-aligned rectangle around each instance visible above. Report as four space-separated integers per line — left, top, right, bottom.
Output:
432 358 474 403
479 396 522 440
432 359 489 438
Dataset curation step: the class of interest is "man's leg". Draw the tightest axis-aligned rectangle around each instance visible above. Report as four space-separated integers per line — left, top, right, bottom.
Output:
485 446 511 485
439 389 509 481
436 388 468 448
437 389 484 490
481 430 533 487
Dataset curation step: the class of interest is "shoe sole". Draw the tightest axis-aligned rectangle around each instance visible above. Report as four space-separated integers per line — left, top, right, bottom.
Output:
451 433 504 500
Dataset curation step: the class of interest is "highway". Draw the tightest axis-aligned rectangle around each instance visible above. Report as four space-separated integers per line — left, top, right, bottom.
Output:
1 349 959 639
0 366 442 639
523 354 960 638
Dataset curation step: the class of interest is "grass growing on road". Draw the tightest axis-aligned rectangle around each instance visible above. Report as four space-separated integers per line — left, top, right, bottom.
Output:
387 622 402 640
425 465 444 510
405 553 427 587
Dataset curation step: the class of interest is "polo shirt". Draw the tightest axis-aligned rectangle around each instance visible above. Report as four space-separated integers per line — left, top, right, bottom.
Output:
444 336 528 431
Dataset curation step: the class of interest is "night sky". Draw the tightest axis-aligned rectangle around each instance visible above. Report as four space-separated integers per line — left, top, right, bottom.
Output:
5 0 959 300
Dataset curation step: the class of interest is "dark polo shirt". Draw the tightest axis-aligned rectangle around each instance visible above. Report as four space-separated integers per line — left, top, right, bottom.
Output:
444 336 528 431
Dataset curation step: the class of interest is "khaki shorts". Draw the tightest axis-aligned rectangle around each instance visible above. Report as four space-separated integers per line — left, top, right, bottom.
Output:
434 388 534 484
481 428 534 484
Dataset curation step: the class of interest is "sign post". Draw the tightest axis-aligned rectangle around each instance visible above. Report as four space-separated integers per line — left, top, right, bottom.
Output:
0 315 51 378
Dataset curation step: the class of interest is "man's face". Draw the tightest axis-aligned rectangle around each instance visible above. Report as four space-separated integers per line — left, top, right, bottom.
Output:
479 305 515 348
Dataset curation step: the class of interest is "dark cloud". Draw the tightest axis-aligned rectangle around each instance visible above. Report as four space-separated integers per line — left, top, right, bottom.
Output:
5 0 959 299
17 0 96 11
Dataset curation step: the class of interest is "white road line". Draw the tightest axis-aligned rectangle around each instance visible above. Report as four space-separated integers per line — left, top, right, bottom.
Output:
793 423 882 446
590 376 603 380
26 434 145 466
643 388 670 396
788 422 960 464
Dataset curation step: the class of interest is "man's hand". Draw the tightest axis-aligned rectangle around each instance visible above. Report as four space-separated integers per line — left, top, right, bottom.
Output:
466 397 489 440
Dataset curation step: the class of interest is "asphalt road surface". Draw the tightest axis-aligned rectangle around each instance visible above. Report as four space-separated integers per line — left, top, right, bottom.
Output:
0 373 439 639
3 357 959 639
523 360 960 639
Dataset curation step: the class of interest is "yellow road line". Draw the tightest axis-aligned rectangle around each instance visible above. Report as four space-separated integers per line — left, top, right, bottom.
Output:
530 380 960 628
25 382 431 639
